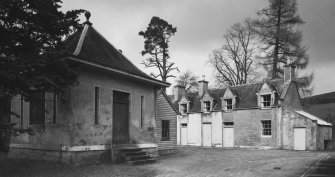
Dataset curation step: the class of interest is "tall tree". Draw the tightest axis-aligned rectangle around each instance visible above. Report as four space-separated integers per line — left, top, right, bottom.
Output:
175 70 199 92
0 0 84 150
252 0 313 97
139 16 178 90
0 0 84 99
210 21 260 87
252 0 309 79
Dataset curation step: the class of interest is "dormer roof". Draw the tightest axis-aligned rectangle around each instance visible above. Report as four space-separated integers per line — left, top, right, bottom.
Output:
169 79 291 113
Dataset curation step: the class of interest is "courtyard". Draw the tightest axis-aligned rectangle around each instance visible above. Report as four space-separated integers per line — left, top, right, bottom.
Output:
0 147 328 177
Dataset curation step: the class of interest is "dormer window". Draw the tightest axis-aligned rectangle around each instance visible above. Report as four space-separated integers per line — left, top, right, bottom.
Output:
261 94 271 108
180 103 187 114
204 101 211 112
225 99 233 110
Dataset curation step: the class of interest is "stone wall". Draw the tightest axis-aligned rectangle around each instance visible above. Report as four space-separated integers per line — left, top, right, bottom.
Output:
177 108 279 149
9 66 159 164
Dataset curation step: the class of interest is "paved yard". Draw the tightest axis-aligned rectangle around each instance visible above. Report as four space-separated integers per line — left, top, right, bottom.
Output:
0 147 327 177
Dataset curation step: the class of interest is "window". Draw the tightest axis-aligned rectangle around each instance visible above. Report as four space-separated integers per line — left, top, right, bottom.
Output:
94 87 99 124
161 120 170 141
261 94 271 108
29 91 45 125
204 101 211 112
180 103 187 114
223 122 234 126
140 95 144 127
225 99 232 110
261 120 271 136
52 93 57 124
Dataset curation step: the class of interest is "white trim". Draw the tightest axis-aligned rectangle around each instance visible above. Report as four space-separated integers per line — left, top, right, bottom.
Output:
10 143 157 151
67 57 170 87
73 24 89 56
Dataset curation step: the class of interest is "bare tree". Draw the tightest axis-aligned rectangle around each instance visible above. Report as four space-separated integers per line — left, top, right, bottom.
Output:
175 70 199 92
210 20 260 87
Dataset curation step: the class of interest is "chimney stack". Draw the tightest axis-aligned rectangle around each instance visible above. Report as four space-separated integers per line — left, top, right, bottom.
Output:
284 60 296 83
174 85 185 101
198 75 209 97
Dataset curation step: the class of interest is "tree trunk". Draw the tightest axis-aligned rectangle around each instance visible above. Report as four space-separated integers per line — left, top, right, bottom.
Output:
273 0 282 79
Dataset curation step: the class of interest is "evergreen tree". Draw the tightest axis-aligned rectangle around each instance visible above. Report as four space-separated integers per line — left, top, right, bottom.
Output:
139 16 178 91
252 0 312 96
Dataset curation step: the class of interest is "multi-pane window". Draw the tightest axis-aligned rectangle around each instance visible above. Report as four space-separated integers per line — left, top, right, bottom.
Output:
261 120 271 136
180 104 187 114
225 99 232 110
261 94 271 108
223 122 234 126
161 120 170 141
29 91 45 125
204 101 211 112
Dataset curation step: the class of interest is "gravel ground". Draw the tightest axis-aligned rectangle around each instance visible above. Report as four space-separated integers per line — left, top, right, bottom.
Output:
0 147 327 177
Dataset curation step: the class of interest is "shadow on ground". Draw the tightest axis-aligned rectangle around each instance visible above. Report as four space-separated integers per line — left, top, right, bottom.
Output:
0 152 158 177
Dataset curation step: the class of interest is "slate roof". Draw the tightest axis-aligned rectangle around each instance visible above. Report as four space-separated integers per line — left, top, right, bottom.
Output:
295 110 332 126
59 21 169 87
170 79 288 113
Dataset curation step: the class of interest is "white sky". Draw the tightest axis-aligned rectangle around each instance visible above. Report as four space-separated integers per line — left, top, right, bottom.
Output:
61 0 335 96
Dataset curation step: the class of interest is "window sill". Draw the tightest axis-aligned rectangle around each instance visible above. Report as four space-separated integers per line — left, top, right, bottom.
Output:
261 135 272 138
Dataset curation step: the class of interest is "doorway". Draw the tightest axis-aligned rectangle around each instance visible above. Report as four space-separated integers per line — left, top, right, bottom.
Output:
112 91 130 144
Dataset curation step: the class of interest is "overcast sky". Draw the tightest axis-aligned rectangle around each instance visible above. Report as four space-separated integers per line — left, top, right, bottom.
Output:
61 0 335 96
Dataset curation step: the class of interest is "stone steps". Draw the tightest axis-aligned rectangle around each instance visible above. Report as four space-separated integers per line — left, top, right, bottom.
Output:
120 148 157 165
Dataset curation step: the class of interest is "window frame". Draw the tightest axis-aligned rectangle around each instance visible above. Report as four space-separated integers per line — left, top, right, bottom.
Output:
29 91 45 125
261 94 271 108
180 103 187 114
94 86 100 125
203 101 211 112
161 120 170 141
261 120 272 137
225 99 233 110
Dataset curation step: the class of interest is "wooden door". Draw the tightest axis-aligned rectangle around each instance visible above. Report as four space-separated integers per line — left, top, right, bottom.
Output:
181 123 188 145
202 123 212 147
294 128 306 150
113 91 130 144
223 127 234 147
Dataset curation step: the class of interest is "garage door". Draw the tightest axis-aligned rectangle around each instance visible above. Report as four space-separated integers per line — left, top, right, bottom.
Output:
294 128 306 150
202 123 212 147
181 123 188 145
223 127 234 147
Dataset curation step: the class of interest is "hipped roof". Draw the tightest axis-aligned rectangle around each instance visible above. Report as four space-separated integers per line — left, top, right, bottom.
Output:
60 22 169 87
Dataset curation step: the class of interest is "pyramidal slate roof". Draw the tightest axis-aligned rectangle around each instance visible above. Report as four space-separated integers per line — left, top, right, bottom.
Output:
170 79 289 113
60 14 169 87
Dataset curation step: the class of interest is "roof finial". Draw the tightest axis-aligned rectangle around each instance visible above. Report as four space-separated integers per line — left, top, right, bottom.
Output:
202 75 206 81
84 11 92 25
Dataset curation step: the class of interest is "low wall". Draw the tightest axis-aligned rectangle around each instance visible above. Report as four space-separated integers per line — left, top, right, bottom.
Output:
325 140 335 151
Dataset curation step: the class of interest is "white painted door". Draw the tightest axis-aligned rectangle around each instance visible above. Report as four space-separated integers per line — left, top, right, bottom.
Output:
223 127 234 147
202 123 212 147
181 124 188 145
294 128 306 150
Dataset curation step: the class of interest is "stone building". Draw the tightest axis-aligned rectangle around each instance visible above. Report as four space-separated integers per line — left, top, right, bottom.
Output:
8 13 169 165
172 65 332 150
